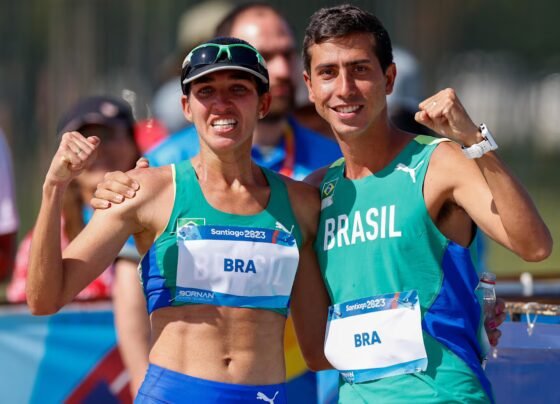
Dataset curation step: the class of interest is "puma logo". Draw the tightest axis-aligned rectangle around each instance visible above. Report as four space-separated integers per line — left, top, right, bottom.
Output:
256 391 279 404
275 221 294 235
395 159 424 183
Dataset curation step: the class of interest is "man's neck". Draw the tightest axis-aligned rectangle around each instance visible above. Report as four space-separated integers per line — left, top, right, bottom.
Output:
253 117 289 148
337 119 411 180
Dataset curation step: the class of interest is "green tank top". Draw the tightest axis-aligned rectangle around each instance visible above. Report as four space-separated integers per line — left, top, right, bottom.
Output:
315 136 493 403
140 159 303 317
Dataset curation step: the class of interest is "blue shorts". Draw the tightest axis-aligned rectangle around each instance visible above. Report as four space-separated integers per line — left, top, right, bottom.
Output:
136 363 287 403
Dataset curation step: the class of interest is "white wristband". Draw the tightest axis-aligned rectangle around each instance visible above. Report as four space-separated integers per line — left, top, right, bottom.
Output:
462 123 498 159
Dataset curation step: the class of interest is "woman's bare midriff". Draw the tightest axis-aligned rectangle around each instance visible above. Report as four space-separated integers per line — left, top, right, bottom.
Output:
148 304 287 385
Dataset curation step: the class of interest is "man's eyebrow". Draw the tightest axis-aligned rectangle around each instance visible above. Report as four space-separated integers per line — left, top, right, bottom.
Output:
345 59 372 66
314 62 336 71
314 59 372 71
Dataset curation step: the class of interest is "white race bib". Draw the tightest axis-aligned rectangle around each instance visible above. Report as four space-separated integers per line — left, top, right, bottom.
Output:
324 290 427 383
175 222 299 309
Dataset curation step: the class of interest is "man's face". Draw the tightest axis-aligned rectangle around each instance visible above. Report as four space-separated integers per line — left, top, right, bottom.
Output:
304 33 396 138
230 8 297 122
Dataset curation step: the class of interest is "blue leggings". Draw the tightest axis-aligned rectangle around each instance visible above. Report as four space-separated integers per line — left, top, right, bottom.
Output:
136 363 287 403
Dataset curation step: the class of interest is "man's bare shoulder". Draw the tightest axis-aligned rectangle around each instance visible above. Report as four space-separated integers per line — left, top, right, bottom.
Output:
430 138 462 157
424 139 485 216
429 140 478 185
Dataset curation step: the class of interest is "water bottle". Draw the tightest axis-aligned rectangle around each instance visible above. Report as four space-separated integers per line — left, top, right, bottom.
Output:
478 272 497 327
476 272 497 367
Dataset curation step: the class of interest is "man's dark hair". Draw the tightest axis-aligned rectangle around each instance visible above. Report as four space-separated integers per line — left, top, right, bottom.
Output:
303 4 393 74
214 2 290 38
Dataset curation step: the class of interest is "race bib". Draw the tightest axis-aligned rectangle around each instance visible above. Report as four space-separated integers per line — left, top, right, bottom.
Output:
324 290 427 384
175 222 299 309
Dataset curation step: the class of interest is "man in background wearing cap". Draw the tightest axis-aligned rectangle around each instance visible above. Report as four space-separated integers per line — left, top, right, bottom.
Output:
54 96 140 259
6 95 147 396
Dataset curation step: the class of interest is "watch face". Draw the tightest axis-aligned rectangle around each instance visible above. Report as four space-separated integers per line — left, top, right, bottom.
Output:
480 123 498 150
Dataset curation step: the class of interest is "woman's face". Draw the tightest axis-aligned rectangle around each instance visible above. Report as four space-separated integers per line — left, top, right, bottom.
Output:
75 124 138 192
183 70 271 153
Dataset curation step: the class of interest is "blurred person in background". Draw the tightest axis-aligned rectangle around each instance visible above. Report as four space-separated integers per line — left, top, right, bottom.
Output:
5 95 147 396
388 47 430 134
134 118 168 155
7 96 137 303
215 2 341 179
0 129 18 282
